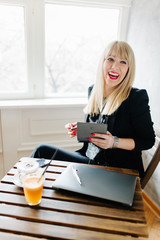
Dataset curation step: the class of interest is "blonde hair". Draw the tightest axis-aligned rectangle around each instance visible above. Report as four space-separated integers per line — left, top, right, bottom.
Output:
84 41 135 115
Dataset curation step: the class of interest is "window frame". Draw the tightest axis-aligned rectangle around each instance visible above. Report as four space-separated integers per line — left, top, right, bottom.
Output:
0 0 131 100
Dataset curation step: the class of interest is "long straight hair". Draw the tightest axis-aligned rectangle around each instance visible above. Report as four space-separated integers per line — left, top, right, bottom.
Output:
84 41 135 115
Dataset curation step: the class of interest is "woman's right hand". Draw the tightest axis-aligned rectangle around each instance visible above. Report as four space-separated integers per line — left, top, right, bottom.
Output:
65 122 77 138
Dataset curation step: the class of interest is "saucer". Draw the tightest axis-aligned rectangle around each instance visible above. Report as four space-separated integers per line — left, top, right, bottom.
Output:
13 173 23 188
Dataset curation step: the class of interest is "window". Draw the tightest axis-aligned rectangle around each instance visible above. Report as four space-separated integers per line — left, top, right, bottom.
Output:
0 0 131 100
45 4 119 97
0 4 26 93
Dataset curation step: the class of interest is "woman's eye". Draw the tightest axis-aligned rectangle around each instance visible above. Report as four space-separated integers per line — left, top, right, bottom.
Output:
107 58 114 62
121 60 127 64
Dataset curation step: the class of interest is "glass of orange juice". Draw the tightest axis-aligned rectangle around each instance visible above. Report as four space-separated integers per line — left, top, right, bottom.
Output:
23 172 44 206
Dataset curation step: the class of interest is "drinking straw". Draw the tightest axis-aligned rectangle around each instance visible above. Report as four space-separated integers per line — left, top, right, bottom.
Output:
38 149 58 181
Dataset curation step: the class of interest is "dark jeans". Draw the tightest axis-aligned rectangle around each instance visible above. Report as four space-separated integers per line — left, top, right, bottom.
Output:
30 144 92 164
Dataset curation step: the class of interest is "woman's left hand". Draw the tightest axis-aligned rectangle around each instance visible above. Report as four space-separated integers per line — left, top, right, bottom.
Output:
89 131 114 149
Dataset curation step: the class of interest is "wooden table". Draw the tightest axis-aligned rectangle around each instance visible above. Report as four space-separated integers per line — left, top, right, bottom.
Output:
0 159 148 240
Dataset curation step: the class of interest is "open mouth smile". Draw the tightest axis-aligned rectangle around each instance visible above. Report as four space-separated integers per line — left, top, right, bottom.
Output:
108 71 119 80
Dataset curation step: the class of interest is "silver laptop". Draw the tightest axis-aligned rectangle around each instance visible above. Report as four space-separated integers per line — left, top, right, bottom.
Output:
52 163 137 206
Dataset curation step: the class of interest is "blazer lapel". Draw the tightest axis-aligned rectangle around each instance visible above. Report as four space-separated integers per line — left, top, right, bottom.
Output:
107 111 117 133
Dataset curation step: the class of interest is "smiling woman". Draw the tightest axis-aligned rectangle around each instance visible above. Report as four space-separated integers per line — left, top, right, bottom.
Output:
31 41 155 180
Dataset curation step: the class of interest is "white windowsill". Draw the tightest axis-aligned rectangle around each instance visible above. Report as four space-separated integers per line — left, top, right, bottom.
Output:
0 98 88 109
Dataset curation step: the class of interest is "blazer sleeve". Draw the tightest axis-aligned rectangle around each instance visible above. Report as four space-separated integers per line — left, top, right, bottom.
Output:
129 89 155 151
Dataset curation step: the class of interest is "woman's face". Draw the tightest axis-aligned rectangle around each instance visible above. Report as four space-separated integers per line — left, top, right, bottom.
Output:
103 55 129 90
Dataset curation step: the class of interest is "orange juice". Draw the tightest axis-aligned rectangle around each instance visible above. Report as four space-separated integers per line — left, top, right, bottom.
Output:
23 176 44 205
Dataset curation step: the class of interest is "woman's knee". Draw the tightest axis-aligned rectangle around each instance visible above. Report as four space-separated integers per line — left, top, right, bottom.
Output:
36 144 49 150
30 143 54 158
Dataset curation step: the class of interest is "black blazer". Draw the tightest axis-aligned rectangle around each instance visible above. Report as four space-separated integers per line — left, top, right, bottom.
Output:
78 86 155 177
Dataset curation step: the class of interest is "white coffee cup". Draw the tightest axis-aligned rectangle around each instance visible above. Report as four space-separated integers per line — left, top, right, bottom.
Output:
17 158 39 184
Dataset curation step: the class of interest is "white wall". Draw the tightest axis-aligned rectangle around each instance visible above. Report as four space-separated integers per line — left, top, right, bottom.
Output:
0 102 85 179
127 0 160 207
127 0 160 129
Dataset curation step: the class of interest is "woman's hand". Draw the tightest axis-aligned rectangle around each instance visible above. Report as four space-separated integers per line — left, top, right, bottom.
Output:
89 131 114 149
65 122 77 138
